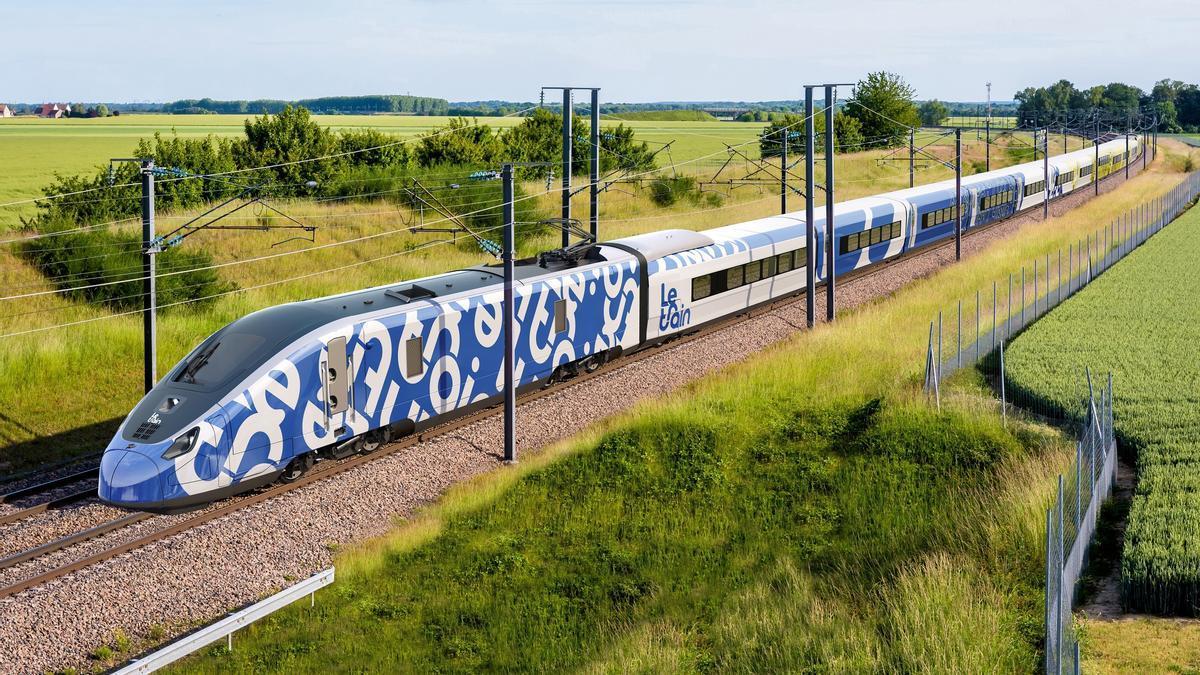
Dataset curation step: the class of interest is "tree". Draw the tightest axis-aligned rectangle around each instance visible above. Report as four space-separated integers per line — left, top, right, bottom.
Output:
96 103 110 118
1177 86 1200 130
69 103 85 118
232 105 343 193
499 108 655 177
1155 100 1182 133
919 100 949 127
844 72 921 149
414 117 504 168
759 111 865 157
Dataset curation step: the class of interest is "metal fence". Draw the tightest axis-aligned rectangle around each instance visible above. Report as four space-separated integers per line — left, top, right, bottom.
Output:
1040 371 1116 675
923 170 1200 399
114 567 334 673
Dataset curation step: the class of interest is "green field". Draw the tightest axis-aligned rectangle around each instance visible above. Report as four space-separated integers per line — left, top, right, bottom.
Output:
0 114 765 224
121 144 1193 674
944 116 1019 129
1005 202 1200 617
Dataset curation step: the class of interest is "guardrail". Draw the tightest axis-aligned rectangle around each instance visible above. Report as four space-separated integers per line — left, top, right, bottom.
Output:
114 567 334 673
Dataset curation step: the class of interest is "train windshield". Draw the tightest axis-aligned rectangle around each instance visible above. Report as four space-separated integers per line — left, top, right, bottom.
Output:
174 332 266 387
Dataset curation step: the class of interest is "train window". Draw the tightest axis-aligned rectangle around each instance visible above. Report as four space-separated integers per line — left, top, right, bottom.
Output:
871 226 883 245
405 337 424 378
174 332 266 387
776 252 793 274
795 247 807 269
727 265 744 289
744 260 762 284
890 221 902 239
692 275 712 301
553 299 567 334
763 256 777 277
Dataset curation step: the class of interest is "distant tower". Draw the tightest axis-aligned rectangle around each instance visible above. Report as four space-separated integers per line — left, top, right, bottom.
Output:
986 82 992 123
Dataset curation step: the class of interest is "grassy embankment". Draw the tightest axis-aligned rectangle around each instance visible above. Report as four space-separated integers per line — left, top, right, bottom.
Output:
142 143 1198 674
0 120 1065 472
1002 201 1200 671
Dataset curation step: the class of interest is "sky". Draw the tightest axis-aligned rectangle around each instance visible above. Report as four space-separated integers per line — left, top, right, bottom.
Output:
3 0 1198 104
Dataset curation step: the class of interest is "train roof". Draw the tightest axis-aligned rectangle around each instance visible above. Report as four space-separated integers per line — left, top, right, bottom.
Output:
604 229 716 260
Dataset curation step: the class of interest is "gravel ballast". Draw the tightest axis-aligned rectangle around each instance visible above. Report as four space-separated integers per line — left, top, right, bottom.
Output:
0 165 1148 673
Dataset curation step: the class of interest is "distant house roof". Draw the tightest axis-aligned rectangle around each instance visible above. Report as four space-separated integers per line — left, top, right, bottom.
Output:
37 103 70 117
0 104 12 113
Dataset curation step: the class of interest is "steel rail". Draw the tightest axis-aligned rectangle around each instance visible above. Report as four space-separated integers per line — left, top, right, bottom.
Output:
0 488 98 527
0 468 98 504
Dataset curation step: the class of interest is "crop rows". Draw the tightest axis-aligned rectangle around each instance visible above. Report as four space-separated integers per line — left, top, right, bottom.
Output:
1004 204 1200 615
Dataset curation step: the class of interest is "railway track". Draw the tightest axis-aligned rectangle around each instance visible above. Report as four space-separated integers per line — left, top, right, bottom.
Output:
0 468 100 527
0 164 1140 602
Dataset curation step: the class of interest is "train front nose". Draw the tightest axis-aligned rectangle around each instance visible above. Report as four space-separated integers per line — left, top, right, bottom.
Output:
98 448 162 506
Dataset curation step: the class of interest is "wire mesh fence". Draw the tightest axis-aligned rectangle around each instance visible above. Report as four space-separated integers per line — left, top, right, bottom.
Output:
1039 371 1115 675
924 170 1200 401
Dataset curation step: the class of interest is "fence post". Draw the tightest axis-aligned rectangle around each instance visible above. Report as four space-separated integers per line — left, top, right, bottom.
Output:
1021 267 1026 327
924 322 934 393
937 310 942 382
1076 442 1083 535
1057 248 1063 306
999 339 1007 427
992 281 998 352
957 300 962 370
1045 507 1054 675
1057 475 1065 673
1007 273 1013 339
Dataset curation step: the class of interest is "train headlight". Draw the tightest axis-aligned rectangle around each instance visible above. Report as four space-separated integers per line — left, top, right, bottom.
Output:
161 427 200 460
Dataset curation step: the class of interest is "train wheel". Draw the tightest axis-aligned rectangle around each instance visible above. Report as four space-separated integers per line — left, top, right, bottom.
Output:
280 453 313 483
359 427 392 454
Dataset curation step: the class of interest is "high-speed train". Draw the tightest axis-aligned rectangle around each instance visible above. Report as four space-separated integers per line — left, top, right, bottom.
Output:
99 135 1142 512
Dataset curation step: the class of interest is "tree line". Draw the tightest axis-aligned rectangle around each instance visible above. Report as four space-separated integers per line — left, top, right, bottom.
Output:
165 95 450 116
1014 79 1200 132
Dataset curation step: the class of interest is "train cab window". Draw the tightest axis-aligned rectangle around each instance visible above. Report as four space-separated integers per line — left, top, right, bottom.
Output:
405 337 424 377
553 299 567 334
692 275 712 301
174 332 266 387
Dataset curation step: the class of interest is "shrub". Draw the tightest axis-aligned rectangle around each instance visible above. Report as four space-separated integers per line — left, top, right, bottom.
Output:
648 176 699 207
19 220 233 312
